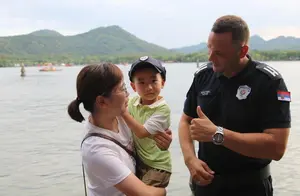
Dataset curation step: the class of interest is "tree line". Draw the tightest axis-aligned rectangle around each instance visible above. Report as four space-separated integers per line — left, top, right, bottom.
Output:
1 50 300 67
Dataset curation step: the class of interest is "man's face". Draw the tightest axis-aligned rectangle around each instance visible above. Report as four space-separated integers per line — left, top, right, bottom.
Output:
207 32 242 74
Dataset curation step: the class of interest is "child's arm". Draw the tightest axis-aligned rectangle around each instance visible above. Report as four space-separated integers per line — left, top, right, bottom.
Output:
122 109 170 139
122 111 151 138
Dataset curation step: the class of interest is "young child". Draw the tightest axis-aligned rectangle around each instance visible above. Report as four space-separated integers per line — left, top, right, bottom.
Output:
121 56 172 188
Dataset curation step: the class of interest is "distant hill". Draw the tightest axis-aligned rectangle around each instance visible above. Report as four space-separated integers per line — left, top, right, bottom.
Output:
1 27 299 57
250 35 300 51
170 42 207 54
173 35 300 53
28 29 63 37
0 25 173 56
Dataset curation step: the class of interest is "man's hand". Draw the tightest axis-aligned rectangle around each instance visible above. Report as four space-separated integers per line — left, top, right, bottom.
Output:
154 129 172 150
186 156 214 186
190 106 217 142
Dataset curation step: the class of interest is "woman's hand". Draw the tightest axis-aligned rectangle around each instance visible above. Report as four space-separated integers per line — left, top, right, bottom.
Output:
154 129 172 150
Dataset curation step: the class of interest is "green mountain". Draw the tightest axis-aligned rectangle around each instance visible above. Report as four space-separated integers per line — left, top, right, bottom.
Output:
0 25 173 56
250 35 300 51
1 26 299 58
170 42 207 54
28 29 63 37
173 35 300 53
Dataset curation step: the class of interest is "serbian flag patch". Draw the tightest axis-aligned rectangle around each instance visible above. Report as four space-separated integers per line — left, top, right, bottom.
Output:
277 91 291 102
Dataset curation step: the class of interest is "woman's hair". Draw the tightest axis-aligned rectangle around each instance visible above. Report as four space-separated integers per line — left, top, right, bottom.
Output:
68 63 123 123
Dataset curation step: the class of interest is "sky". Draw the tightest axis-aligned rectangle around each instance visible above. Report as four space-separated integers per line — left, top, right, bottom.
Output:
1 0 299 48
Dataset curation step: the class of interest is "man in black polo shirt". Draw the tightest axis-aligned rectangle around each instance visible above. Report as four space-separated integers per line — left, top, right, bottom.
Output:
178 15 291 196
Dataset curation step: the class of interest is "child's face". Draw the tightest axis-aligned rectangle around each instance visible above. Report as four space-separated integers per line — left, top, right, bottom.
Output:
130 68 165 105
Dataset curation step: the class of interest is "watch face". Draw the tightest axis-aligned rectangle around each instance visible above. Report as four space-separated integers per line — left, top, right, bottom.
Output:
213 133 224 144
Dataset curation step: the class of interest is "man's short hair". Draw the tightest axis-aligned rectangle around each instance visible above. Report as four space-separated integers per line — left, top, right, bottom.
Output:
211 15 250 44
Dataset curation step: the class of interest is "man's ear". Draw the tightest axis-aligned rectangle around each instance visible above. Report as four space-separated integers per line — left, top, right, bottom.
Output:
239 45 249 58
130 82 137 92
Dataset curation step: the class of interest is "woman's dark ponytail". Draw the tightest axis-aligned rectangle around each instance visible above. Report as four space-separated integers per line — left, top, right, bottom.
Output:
67 63 123 122
68 99 85 123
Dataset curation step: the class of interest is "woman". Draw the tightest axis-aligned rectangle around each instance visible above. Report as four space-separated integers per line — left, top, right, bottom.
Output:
68 63 168 196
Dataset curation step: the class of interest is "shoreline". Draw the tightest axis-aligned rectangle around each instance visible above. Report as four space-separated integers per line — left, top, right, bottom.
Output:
1 59 300 68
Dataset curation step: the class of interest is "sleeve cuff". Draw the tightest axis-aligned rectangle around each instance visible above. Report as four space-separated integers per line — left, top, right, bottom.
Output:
261 122 291 130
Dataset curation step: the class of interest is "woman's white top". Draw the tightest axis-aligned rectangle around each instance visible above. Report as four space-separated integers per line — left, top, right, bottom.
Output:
81 116 136 196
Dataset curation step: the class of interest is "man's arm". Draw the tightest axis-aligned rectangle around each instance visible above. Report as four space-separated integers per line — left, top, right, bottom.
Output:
191 76 291 161
180 70 215 185
191 106 290 161
178 113 196 164
179 112 215 185
179 75 200 163
222 128 289 161
222 77 289 160
225 67 290 160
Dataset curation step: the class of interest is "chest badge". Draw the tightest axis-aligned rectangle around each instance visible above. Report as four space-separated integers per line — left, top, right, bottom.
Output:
200 90 211 96
236 85 251 100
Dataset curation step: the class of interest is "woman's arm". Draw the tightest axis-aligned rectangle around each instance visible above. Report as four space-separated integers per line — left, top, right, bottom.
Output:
83 142 166 196
154 129 172 150
115 173 166 196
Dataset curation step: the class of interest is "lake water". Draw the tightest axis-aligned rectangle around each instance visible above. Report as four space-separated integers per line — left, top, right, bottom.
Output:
0 62 299 196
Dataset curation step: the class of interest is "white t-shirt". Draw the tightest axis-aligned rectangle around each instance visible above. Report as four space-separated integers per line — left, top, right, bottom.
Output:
81 116 136 196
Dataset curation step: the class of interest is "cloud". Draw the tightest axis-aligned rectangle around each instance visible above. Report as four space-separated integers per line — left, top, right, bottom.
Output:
0 0 299 48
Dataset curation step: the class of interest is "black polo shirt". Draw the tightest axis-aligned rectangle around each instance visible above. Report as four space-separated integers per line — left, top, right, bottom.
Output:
183 55 291 174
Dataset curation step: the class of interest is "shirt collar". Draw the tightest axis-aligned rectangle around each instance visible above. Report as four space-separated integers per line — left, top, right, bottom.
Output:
215 54 254 80
133 96 166 109
84 116 121 135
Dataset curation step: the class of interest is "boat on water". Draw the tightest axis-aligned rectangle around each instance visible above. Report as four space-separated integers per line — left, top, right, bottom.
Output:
39 66 62 72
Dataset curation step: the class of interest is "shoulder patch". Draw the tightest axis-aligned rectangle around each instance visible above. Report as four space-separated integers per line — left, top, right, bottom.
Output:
255 63 282 80
194 62 212 76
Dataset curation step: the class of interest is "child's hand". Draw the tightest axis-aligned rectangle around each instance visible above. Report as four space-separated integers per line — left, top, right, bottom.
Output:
121 108 130 117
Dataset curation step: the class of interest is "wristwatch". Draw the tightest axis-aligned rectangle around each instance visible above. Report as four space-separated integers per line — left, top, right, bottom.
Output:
212 126 224 145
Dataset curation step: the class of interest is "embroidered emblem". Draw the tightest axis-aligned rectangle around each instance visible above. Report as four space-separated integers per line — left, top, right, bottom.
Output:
236 85 251 100
200 90 211 96
139 56 149 61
